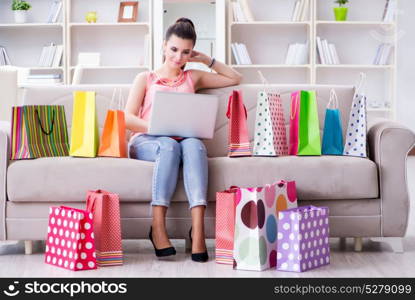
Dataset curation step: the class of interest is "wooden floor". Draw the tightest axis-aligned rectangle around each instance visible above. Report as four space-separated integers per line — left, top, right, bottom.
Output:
1 158 414 278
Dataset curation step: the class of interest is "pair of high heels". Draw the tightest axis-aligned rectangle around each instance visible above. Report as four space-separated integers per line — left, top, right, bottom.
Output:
148 227 208 262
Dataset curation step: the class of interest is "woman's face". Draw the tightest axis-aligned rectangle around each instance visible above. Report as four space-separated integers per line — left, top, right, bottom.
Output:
163 34 194 69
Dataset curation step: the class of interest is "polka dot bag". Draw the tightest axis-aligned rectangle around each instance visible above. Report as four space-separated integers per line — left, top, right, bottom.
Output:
45 206 97 271
232 180 297 271
277 206 330 272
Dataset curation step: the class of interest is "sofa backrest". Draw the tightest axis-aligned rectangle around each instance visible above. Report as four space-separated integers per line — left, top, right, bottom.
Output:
21 84 355 158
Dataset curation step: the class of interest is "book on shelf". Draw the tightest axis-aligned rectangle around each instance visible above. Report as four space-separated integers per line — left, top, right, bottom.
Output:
0 46 11 65
38 43 63 67
292 0 309 22
373 43 393 65
285 42 308 65
232 0 254 22
47 0 63 23
316 36 340 65
329 44 340 65
26 74 62 84
382 0 397 22
231 43 252 65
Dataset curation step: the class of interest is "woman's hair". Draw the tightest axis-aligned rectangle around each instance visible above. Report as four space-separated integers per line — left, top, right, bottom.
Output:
165 17 197 46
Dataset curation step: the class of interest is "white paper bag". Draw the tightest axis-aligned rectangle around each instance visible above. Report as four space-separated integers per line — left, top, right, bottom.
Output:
343 73 368 158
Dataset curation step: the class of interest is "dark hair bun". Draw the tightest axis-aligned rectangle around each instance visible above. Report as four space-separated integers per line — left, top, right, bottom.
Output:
175 17 195 30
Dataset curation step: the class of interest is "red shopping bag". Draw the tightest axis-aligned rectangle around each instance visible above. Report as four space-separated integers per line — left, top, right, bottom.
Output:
45 206 97 271
226 90 252 157
289 91 300 155
215 187 239 265
86 190 123 267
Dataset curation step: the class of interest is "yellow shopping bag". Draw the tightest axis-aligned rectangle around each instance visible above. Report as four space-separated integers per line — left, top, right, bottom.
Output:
69 91 99 157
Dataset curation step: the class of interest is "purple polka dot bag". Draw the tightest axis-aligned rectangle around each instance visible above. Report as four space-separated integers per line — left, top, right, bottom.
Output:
277 206 330 272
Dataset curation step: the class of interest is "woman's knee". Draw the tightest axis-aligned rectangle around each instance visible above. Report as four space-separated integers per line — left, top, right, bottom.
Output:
158 137 182 156
181 138 207 153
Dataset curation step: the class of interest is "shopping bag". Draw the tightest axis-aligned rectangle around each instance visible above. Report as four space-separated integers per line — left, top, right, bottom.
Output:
215 187 239 265
322 89 344 155
69 91 99 157
45 206 97 271
226 90 252 157
233 180 297 271
277 206 330 272
10 105 69 159
253 91 288 156
343 73 368 158
98 88 127 158
288 91 300 155
298 90 322 156
86 190 123 267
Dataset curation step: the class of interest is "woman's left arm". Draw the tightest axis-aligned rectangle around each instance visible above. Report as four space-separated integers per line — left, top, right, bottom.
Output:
189 50 242 91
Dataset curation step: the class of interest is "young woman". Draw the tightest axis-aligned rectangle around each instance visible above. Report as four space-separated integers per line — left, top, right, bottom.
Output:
125 18 242 262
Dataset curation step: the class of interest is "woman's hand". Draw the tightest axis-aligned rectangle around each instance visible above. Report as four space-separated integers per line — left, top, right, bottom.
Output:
188 50 211 65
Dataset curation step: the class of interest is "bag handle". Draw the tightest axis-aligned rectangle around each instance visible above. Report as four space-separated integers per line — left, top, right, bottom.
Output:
110 88 125 110
35 108 55 136
226 91 247 119
327 89 339 109
290 92 300 120
59 206 86 215
257 70 280 96
354 72 367 96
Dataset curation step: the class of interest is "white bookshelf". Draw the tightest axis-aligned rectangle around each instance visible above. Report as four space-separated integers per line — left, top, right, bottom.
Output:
67 0 152 84
228 0 313 84
227 0 398 119
0 0 66 83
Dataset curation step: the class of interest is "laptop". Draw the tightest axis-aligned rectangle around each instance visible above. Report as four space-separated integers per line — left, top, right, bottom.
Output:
147 91 219 139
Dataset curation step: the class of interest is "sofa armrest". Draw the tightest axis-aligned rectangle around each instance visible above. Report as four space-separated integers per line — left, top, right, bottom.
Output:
0 121 10 240
367 118 415 237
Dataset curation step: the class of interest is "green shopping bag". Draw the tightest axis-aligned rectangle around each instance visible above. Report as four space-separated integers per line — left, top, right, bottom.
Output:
298 90 321 156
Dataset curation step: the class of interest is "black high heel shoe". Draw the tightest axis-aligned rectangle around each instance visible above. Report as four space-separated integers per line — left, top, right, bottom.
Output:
189 227 209 263
149 227 176 257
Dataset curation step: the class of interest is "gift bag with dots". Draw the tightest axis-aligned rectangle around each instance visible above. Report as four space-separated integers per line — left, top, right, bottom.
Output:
277 206 330 272
253 91 288 156
343 73 368 158
45 206 97 271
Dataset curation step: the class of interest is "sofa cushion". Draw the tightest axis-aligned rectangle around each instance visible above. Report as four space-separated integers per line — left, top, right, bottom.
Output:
7 156 378 203
207 156 379 200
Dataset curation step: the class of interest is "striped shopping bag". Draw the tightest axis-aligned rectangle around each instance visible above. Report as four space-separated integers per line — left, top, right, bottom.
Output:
10 105 69 159
86 190 123 267
226 90 252 157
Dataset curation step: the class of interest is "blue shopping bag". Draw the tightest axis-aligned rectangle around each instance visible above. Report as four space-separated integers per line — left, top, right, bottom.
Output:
322 89 344 155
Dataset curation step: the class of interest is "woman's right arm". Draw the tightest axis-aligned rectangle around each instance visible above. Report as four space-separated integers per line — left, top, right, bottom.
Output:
125 72 149 133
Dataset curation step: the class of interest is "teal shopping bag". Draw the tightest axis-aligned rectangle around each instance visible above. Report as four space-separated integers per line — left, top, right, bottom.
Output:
322 89 344 155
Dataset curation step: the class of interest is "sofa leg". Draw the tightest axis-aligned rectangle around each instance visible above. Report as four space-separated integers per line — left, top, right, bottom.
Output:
354 237 363 252
185 238 192 253
24 240 33 255
370 237 404 253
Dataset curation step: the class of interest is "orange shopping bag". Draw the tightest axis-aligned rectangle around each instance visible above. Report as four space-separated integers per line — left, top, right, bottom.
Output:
98 88 127 157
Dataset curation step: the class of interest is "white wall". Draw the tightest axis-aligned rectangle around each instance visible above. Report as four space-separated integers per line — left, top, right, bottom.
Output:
397 0 415 132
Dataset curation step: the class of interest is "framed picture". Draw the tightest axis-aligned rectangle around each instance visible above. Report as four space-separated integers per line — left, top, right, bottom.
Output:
118 1 139 23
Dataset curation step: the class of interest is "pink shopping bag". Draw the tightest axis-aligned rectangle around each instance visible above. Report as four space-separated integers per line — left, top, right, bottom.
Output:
226 90 252 157
45 206 97 271
86 190 123 267
215 187 239 265
289 91 300 155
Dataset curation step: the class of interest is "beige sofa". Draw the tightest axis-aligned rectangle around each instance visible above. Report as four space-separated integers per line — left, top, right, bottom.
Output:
0 84 414 254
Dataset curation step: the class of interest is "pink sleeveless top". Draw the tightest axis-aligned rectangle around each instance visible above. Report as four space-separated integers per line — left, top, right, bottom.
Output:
131 70 195 140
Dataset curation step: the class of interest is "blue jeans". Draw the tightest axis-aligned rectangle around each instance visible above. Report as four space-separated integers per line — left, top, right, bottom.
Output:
129 135 208 209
